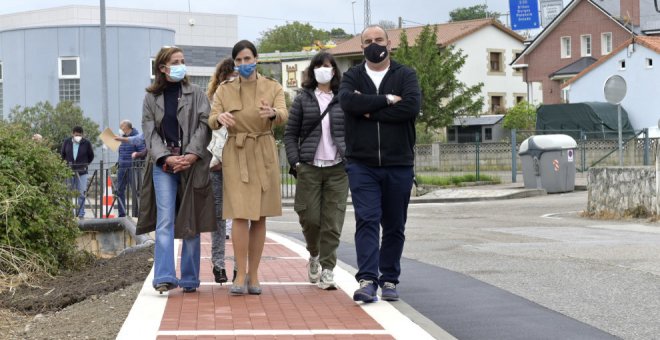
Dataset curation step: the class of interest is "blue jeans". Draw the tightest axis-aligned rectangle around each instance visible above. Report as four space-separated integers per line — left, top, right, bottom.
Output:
116 167 131 217
152 165 201 289
210 170 226 269
69 173 88 217
345 162 414 286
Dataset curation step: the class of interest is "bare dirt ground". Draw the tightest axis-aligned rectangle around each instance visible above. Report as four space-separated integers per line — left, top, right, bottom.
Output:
0 245 154 340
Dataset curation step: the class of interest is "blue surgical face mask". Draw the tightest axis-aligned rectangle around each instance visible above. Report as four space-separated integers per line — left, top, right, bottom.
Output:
168 64 187 82
235 63 257 78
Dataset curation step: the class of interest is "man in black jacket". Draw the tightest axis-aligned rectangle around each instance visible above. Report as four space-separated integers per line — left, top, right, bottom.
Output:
61 126 95 218
339 25 421 303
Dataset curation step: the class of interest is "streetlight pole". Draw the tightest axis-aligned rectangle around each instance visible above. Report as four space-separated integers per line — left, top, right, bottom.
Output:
351 1 356 35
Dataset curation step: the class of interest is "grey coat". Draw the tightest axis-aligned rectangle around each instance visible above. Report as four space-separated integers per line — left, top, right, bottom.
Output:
137 82 216 239
283 88 346 167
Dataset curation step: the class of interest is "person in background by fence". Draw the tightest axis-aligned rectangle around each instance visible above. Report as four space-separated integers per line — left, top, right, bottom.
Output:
283 52 348 290
113 120 147 217
209 40 288 295
339 25 421 303
138 46 216 294
206 58 236 284
61 126 95 219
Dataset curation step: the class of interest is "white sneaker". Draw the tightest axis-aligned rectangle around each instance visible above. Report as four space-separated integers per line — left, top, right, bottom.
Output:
307 256 321 283
317 269 337 290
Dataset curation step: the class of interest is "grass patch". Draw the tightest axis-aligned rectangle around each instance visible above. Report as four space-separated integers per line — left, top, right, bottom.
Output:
416 174 501 187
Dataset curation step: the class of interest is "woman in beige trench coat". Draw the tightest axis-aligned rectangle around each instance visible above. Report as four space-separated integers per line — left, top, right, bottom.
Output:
208 40 287 295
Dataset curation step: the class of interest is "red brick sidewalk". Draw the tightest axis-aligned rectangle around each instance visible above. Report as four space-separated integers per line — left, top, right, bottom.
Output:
118 232 437 340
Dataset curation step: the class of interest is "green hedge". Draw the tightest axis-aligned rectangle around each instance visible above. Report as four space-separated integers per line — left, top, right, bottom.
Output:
0 122 80 273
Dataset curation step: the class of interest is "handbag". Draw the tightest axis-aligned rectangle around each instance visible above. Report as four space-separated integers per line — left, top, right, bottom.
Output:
289 104 333 178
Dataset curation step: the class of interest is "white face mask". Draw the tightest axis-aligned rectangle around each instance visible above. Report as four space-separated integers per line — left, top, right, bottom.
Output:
73 136 82 143
314 66 334 84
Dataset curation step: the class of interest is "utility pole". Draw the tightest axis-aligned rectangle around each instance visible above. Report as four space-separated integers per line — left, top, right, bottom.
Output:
364 0 370 27
398 16 402 28
352 1 357 34
100 0 109 133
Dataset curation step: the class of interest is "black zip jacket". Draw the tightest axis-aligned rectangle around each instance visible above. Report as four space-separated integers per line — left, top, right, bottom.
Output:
338 59 420 167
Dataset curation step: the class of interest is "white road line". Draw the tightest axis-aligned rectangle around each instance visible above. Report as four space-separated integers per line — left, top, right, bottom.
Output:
267 232 437 340
117 239 180 340
541 211 580 219
157 330 390 336
200 281 313 286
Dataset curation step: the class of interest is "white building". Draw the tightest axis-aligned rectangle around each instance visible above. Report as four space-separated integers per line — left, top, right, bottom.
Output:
0 6 238 123
563 36 660 131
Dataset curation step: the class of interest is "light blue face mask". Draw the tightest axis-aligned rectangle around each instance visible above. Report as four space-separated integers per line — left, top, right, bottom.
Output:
168 64 187 82
235 63 257 78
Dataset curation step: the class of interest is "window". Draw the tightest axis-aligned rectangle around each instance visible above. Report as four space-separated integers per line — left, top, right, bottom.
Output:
491 96 503 113
150 58 156 79
561 36 571 58
619 59 626 70
513 51 523 74
581 34 592 56
489 52 502 72
484 127 493 141
189 75 210 93
58 57 80 79
447 127 456 142
516 95 525 104
58 57 80 104
601 32 612 55
59 79 80 103
646 58 653 68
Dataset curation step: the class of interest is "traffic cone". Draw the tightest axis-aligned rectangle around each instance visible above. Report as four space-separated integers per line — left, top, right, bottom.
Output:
101 176 116 218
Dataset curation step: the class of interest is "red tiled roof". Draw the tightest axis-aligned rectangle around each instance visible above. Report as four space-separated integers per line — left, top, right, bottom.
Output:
562 36 660 88
328 18 524 56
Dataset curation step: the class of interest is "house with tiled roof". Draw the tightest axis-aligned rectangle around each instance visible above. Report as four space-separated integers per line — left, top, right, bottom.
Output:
562 36 660 131
511 0 640 105
328 18 541 114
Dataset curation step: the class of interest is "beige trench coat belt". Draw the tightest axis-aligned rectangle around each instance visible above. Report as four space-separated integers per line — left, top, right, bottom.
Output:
229 131 274 191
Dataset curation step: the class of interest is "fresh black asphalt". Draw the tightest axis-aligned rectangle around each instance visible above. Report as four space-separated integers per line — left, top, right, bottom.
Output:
282 232 620 340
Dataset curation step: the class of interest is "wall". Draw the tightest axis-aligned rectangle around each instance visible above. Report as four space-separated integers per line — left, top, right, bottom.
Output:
0 25 174 156
454 25 539 108
0 5 237 47
568 43 660 131
587 167 656 216
525 0 631 104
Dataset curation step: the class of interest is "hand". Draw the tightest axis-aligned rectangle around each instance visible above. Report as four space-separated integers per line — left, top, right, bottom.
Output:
216 112 235 127
131 152 138 159
259 99 276 119
114 136 129 142
165 155 190 173
389 94 402 104
364 113 371 119
210 162 222 172
182 153 199 165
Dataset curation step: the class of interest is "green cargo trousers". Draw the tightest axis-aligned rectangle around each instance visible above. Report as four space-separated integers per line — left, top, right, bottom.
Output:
293 163 349 270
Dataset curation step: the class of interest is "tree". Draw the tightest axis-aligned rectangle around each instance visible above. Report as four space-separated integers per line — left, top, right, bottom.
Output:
449 4 500 22
393 25 484 133
329 28 352 39
9 101 101 152
258 21 330 53
503 100 537 130
378 20 397 29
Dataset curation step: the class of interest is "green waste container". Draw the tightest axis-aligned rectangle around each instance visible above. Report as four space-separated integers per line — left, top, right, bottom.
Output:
519 134 577 193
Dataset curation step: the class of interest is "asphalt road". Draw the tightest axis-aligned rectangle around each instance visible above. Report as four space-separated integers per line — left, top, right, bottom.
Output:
268 191 660 340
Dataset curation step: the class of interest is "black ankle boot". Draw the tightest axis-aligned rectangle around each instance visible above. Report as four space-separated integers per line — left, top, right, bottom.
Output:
213 266 228 284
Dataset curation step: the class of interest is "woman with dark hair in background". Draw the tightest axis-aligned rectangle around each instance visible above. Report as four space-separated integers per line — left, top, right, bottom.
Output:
208 40 288 295
138 46 215 294
283 52 347 290
206 58 236 284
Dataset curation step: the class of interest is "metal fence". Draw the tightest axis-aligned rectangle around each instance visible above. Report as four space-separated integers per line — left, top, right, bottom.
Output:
73 130 655 218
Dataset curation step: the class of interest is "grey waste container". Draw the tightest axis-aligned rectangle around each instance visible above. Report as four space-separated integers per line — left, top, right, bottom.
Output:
519 134 577 193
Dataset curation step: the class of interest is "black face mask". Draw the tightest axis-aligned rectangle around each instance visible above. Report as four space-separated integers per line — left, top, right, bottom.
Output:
364 43 388 63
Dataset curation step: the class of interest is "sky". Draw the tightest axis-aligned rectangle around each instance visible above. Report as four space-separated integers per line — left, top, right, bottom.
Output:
0 0 571 42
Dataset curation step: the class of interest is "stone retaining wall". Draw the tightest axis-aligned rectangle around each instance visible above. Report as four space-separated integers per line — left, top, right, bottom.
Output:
587 167 656 217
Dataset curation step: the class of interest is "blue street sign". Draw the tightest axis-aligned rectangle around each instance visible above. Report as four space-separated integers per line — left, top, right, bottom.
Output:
510 0 540 30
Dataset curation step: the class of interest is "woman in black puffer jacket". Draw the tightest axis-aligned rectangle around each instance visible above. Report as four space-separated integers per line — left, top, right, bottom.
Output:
283 52 348 291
